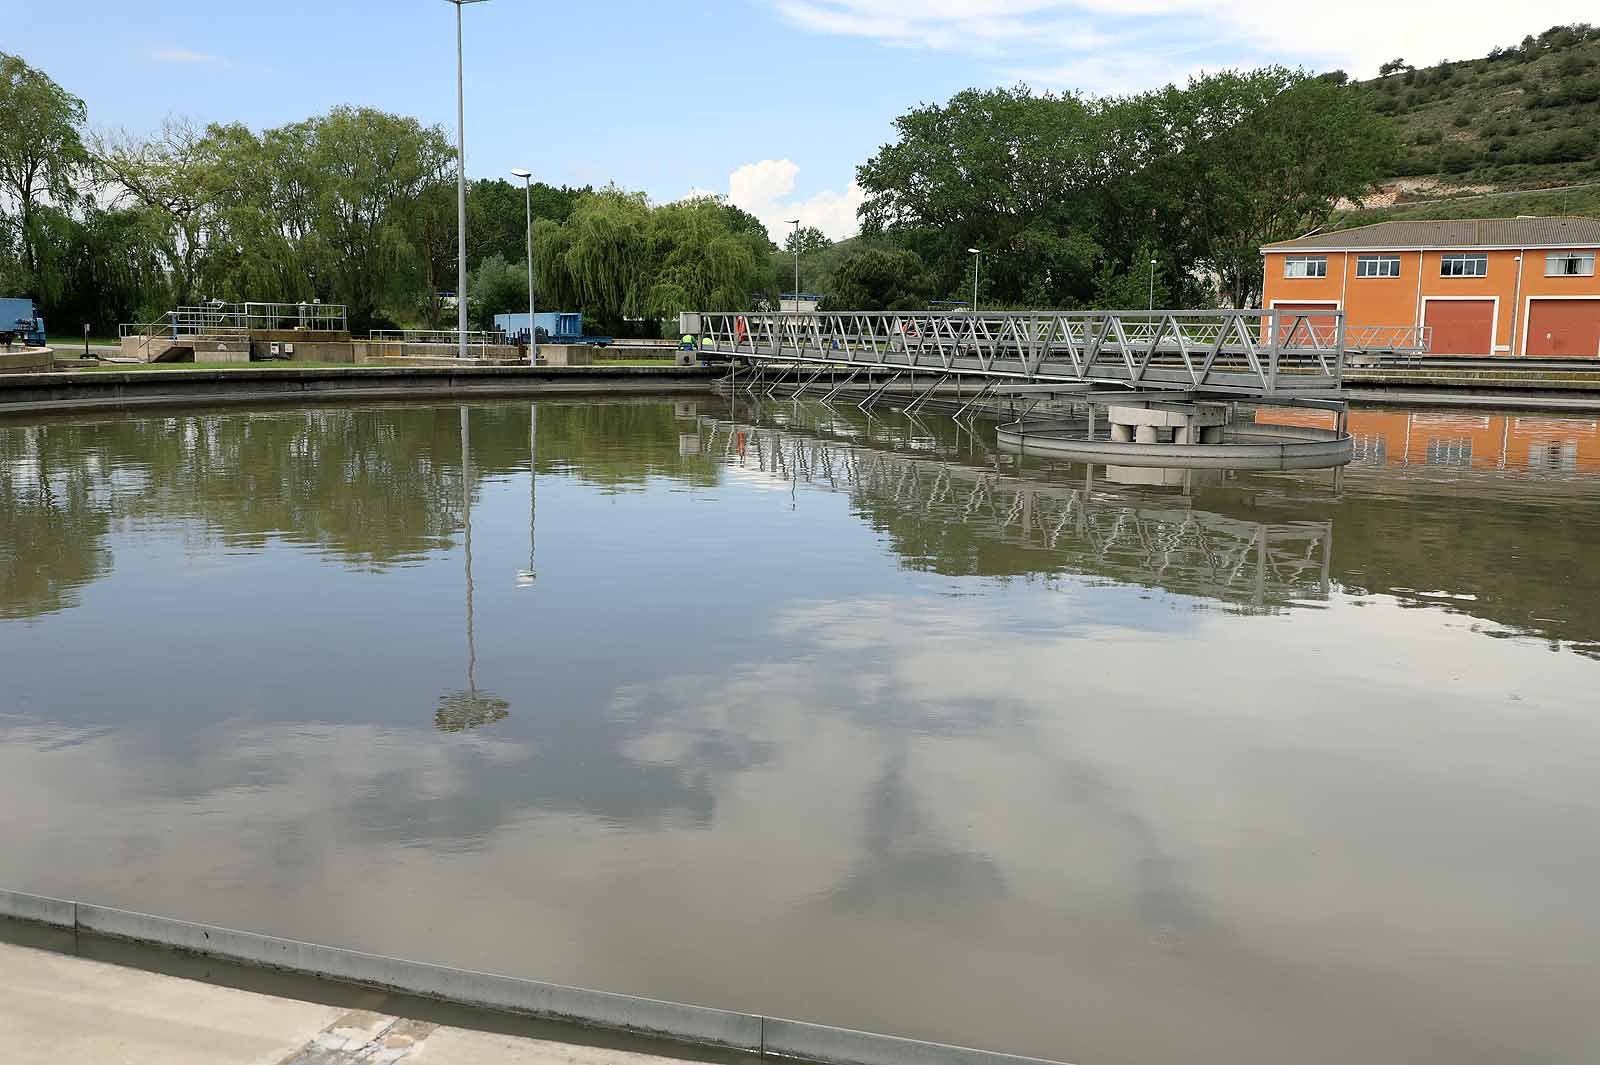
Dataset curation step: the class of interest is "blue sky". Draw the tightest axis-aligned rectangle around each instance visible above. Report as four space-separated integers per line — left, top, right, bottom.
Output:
12 0 1593 240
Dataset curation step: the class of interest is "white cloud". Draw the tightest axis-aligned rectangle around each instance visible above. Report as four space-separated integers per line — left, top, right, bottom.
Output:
152 46 225 64
774 1 1599 87
708 158 867 244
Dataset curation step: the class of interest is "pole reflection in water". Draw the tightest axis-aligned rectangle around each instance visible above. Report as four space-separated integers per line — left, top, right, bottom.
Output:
435 404 509 732
517 403 536 588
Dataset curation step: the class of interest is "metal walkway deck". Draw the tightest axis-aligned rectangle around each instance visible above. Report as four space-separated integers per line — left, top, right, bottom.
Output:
688 309 1428 401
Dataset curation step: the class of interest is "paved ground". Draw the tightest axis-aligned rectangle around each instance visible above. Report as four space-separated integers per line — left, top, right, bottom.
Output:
1 941 709 1065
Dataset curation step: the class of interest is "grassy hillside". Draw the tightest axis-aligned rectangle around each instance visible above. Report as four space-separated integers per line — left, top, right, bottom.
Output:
1351 24 1600 201
1331 183 1600 231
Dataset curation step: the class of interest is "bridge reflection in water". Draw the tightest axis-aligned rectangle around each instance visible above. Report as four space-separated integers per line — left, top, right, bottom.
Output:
696 401 1334 611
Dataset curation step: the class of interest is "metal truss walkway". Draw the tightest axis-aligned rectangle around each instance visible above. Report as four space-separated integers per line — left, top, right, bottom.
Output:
688 309 1428 401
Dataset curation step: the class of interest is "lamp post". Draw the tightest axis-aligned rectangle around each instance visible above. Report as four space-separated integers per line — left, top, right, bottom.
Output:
510 167 536 364
786 219 801 308
1148 258 1157 317
446 0 489 362
967 248 982 314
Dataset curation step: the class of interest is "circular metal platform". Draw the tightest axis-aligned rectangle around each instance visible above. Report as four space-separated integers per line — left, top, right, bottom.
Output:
996 416 1353 470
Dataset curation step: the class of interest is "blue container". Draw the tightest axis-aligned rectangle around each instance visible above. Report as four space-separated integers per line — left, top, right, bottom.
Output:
0 297 45 345
495 311 585 341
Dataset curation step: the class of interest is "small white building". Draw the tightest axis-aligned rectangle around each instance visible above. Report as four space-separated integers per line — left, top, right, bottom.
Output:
779 294 821 313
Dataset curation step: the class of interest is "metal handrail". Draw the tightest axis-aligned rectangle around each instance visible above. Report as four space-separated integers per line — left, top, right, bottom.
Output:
363 329 512 360
367 328 503 344
690 308 1358 398
119 302 348 339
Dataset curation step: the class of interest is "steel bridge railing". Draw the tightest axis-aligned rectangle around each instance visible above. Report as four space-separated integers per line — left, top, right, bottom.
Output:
689 309 1378 398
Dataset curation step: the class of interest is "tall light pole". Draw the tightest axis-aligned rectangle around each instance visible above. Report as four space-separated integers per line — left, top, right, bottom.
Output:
967 248 982 314
447 0 488 362
1148 257 1157 318
511 167 536 364
786 219 801 307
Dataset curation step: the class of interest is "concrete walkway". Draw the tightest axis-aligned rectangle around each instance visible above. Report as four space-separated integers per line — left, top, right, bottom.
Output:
0 941 708 1065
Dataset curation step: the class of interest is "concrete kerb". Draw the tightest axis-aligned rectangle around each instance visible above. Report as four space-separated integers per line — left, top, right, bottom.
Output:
0 890 1070 1065
0 889 75 928
0 364 723 416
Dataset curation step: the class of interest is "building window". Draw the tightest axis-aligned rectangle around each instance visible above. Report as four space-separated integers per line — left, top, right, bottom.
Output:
1426 437 1473 467
1528 440 1578 471
1284 256 1327 278
1440 253 1488 277
1545 252 1596 277
1356 255 1402 278
1351 434 1387 466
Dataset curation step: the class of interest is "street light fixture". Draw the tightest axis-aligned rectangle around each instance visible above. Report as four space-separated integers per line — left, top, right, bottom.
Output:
786 219 801 308
510 167 537 365
968 248 982 314
1148 257 1157 317
446 0 489 362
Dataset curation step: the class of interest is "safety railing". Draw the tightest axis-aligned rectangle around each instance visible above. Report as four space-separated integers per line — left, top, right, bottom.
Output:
120 302 347 339
118 302 349 361
364 329 512 360
690 309 1358 398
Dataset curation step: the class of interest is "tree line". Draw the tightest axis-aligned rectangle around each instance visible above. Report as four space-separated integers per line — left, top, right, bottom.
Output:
2 49 1397 338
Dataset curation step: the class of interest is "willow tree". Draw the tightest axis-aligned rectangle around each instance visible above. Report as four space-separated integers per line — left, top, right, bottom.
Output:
645 195 771 316
0 52 88 299
538 186 653 332
295 106 454 331
91 116 223 308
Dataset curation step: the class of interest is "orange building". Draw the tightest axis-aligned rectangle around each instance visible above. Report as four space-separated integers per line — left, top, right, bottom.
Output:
1261 217 1600 357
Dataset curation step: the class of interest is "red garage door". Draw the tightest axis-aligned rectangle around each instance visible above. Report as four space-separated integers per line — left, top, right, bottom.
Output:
1424 300 1494 355
1527 300 1600 357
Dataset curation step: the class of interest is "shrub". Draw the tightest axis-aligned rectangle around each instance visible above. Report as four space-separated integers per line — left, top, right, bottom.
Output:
1545 129 1599 162
1438 144 1480 172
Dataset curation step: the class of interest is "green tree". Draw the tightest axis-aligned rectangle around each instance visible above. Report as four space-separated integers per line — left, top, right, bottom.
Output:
784 225 831 257
1144 69 1397 306
644 196 771 319
91 117 225 308
857 85 1107 305
466 254 529 329
822 247 935 311
467 177 586 270
0 52 88 299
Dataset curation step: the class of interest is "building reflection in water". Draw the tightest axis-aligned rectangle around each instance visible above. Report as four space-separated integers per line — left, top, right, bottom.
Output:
435 405 510 732
1258 407 1600 473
